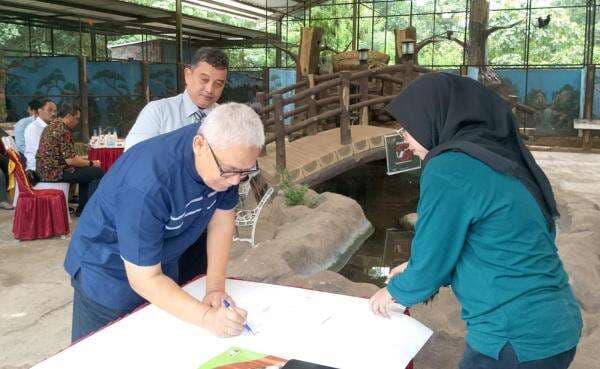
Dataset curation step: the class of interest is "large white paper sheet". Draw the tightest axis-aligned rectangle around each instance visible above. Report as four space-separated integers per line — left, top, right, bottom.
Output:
33 278 433 369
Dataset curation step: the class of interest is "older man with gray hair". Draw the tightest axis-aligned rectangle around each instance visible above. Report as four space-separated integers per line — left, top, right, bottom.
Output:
64 103 264 342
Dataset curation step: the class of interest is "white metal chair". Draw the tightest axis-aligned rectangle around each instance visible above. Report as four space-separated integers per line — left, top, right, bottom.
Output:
234 187 274 247
237 171 260 208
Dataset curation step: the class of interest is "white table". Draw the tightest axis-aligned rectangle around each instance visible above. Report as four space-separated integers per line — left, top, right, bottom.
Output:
33 278 432 369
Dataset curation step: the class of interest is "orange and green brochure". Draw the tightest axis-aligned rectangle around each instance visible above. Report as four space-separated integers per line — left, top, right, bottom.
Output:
198 347 287 369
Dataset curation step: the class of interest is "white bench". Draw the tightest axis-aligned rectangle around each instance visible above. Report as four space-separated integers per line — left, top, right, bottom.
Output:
574 119 600 150
234 187 274 247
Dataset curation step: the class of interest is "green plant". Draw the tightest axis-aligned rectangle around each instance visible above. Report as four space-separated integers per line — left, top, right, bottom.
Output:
279 169 309 207
284 184 308 207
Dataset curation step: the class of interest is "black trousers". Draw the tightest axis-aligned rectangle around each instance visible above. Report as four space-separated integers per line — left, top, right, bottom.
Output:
61 166 104 215
178 231 208 285
459 343 576 369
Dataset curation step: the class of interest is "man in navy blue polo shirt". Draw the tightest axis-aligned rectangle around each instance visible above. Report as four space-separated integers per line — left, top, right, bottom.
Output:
64 102 264 342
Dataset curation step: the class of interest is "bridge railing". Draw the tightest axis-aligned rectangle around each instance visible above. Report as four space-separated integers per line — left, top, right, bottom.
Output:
256 62 433 171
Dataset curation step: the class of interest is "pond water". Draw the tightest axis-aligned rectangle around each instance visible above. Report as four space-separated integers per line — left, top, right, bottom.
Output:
315 159 421 287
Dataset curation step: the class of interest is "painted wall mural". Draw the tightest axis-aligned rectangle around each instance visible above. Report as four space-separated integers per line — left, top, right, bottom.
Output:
149 63 177 100
87 61 145 136
3 56 79 122
268 68 296 124
496 68 582 135
592 68 600 120
220 71 263 104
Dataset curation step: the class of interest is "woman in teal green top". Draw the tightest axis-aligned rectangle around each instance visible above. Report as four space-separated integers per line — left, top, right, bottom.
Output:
370 73 582 369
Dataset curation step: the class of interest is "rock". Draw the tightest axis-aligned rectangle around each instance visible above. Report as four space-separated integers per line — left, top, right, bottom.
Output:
228 191 373 284
410 288 465 338
254 218 278 244
399 212 418 230
413 331 465 369
303 188 320 208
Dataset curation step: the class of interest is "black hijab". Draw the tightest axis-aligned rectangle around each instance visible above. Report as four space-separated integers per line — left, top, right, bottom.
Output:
386 72 559 229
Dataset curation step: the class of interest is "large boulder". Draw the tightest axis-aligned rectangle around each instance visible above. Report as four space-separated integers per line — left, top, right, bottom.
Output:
227 191 373 283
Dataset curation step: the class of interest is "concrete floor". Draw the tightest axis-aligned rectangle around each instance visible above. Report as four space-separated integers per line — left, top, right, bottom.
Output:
1 151 599 369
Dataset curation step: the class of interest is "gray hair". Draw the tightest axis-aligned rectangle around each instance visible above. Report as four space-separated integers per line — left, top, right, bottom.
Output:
198 103 265 150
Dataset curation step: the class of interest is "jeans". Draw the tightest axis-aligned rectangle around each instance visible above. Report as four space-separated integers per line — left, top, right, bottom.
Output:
459 343 576 369
71 273 134 343
61 166 104 215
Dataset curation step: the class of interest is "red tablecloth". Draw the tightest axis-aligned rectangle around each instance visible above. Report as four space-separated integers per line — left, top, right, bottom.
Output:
88 147 124 173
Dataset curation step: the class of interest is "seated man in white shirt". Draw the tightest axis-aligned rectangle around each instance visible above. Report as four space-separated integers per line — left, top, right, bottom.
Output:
14 99 42 157
24 99 57 171
124 47 228 150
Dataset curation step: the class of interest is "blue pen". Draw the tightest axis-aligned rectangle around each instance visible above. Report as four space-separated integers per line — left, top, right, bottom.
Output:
223 300 255 335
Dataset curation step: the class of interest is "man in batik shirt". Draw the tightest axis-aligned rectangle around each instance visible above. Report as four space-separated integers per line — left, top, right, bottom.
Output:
36 103 104 216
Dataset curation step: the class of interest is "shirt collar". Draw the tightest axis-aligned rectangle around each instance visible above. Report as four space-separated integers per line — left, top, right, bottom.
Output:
183 130 204 184
183 89 216 118
35 116 48 127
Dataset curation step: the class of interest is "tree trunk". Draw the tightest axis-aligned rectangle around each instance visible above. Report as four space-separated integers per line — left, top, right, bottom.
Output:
468 0 489 66
298 27 323 79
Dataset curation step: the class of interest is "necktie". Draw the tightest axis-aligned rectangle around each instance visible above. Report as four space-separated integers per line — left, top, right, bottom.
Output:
192 110 207 124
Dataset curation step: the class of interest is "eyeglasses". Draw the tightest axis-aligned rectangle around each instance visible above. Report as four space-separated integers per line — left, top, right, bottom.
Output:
206 140 260 180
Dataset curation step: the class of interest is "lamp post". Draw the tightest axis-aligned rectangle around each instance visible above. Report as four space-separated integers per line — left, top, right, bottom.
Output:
358 48 369 65
401 39 415 56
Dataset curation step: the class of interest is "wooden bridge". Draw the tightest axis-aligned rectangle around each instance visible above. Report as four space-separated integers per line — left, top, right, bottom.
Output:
254 63 535 186
257 125 396 186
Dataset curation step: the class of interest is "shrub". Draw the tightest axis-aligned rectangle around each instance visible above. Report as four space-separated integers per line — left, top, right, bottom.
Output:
279 169 309 207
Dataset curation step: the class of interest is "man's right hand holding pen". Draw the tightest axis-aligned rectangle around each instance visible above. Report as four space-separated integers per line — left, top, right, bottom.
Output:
200 299 247 338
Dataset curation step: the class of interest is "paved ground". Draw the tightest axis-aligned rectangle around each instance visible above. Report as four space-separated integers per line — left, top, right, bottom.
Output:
1 151 599 369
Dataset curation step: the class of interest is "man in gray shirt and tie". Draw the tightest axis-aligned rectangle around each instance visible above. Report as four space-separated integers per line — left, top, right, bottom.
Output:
125 47 230 284
125 47 228 150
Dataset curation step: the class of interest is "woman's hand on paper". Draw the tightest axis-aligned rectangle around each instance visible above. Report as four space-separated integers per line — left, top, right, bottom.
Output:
369 287 395 318
203 290 233 308
202 304 248 338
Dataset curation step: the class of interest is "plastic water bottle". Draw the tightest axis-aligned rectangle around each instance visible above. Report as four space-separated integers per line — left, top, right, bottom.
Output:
91 129 98 147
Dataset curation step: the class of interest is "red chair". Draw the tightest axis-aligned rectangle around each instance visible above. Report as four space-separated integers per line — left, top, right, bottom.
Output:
7 149 69 240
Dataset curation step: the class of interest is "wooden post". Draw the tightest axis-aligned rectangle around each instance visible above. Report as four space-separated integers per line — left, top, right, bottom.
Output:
306 74 318 135
583 65 595 151
177 63 186 93
405 62 419 86
175 0 185 93
273 94 286 170
0 53 6 123
256 92 268 157
78 56 90 142
256 92 267 119
339 71 352 145
141 61 150 104
359 68 369 125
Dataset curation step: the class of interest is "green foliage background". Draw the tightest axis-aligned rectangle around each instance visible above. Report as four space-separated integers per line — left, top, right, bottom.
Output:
0 0 596 68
